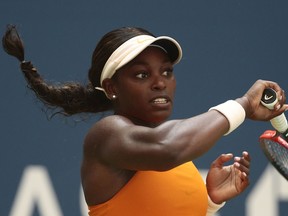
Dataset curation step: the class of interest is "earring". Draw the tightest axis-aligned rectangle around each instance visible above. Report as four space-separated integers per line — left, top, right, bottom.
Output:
111 95 117 99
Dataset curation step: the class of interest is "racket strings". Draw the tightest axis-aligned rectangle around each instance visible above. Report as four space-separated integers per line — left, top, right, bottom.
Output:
263 139 288 179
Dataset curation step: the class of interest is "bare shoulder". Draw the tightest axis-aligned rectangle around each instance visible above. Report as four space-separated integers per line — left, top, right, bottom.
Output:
81 115 136 205
85 115 133 141
83 115 134 157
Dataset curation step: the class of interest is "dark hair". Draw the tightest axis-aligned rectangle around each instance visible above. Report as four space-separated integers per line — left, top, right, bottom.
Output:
2 25 154 116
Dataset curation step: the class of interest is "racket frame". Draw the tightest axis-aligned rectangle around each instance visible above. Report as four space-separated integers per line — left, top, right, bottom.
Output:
259 130 288 180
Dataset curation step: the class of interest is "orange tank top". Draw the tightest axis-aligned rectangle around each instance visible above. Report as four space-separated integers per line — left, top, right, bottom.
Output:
88 162 208 216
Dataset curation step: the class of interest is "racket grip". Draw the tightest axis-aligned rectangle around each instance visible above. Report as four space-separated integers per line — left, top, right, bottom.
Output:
261 88 288 136
270 113 288 133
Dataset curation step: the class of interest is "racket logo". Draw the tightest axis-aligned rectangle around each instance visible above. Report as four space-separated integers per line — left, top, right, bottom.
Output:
264 94 273 101
261 88 277 104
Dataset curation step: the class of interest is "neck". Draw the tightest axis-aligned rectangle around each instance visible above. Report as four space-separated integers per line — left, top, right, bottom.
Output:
114 112 165 128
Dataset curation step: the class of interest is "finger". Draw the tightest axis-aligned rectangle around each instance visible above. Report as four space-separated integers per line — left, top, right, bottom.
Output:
234 151 251 175
282 89 286 103
275 90 286 111
239 171 250 190
266 81 282 93
242 151 251 164
278 89 288 110
278 89 285 102
211 153 233 168
269 83 287 109
234 162 250 176
234 151 250 165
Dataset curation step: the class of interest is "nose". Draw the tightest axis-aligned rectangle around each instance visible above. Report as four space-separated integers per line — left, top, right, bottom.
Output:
151 75 166 91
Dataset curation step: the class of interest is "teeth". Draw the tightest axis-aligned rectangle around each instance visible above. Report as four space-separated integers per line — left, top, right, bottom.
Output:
153 98 167 104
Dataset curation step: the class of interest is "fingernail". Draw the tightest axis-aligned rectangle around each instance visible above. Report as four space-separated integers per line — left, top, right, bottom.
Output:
234 162 240 167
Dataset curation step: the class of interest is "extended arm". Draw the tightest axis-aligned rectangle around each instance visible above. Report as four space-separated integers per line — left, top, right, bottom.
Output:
85 80 286 171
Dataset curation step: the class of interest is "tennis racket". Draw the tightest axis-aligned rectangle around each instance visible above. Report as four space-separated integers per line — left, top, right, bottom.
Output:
259 88 288 180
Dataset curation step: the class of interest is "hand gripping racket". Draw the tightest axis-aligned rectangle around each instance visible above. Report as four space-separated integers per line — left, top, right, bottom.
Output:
259 88 288 180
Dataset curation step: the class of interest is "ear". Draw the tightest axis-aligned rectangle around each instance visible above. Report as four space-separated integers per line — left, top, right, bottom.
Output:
102 78 117 100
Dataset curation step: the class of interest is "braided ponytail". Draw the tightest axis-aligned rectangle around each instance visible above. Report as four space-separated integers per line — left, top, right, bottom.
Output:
2 25 25 62
2 25 112 116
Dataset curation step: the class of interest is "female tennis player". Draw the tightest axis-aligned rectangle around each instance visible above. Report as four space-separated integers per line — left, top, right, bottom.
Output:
3 26 287 215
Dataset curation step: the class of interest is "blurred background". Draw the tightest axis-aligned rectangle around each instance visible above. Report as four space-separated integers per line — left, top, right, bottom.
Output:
1 0 287 215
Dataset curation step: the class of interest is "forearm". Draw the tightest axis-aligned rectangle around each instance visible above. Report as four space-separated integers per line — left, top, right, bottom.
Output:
154 99 246 163
154 110 230 161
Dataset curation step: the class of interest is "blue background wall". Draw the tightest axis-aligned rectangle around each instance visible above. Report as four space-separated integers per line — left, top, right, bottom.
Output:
1 1 288 215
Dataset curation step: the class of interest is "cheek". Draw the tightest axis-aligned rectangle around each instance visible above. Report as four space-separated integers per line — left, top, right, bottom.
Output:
117 80 148 99
117 87 147 108
125 90 147 106
168 80 176 97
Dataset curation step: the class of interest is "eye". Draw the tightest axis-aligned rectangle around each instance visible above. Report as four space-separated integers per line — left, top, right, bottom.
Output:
136 72 149 79
162 68 174 77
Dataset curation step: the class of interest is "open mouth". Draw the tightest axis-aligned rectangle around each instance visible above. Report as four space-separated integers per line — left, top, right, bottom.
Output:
152 98 169 104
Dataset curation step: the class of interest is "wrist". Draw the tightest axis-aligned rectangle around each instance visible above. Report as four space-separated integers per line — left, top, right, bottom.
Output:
209 100 246 135
206 195 226 216
235 97 250 117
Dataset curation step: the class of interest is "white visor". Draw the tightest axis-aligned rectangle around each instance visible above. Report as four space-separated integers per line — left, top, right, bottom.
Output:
96 34 182 96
